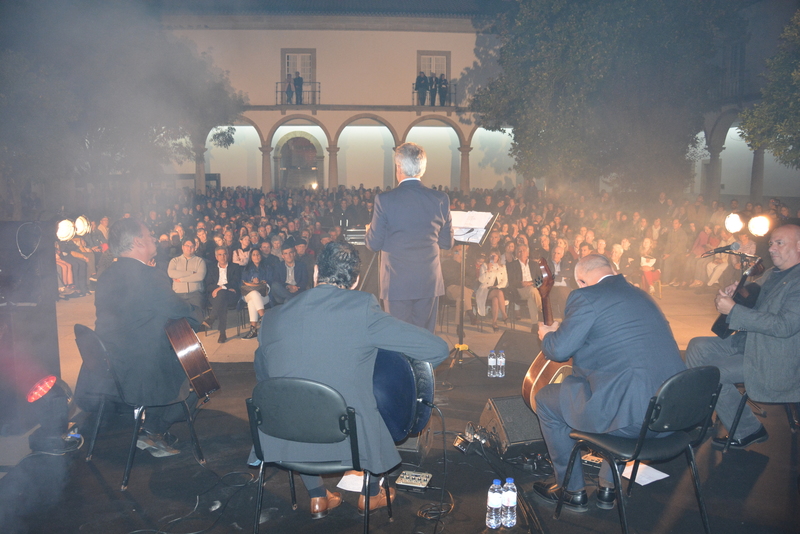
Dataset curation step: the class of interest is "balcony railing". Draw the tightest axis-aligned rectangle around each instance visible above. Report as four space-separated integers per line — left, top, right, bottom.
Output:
275 82 321 105
410 82 457 107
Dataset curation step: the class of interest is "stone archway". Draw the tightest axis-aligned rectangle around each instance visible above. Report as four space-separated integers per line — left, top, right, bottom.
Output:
273 131 325 189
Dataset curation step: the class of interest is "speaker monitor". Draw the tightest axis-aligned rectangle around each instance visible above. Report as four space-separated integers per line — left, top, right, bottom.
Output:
479 396 545 459
494 330 540 361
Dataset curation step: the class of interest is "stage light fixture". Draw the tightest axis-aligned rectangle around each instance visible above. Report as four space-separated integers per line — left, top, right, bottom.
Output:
56 219 76 241
725 213 744 234
26 375 79 453
74 215 90 236
748 215 771 237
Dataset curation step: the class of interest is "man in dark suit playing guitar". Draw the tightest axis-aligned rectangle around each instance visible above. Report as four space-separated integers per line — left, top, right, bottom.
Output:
533 254 685 512
90 218 203 457
253 242 448 519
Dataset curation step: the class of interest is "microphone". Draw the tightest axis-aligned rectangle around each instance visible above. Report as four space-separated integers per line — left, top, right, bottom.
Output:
701 242 740 257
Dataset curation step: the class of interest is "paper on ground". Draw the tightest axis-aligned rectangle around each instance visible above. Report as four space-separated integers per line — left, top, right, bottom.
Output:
337 472 384 492
622 462 668 486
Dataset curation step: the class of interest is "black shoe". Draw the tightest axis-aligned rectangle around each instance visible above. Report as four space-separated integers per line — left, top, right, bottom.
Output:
596 485 616 510
712 425 768 450
531 481 588 512
242 326 257 339
217 333 227 343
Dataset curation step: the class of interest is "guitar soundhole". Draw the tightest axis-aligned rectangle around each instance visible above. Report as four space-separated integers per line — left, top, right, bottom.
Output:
552 367 571 384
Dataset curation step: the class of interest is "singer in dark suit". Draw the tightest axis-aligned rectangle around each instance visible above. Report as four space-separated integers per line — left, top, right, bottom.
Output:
533 254 685 511
365 142 454 332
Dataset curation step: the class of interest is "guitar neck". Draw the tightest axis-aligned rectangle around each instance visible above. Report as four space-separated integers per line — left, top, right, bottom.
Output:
542 295 554 326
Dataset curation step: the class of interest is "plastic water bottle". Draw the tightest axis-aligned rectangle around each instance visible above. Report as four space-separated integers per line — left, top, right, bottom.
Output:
496 350 506 378
486 479 502 529
501 477 517 528
488 350 497 378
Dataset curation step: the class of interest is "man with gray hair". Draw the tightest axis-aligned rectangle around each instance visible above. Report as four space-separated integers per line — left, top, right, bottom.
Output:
366 142 454 332
87 218 202 457
533 254 685 512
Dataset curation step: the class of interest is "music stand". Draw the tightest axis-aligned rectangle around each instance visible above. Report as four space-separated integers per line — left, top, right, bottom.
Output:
446 211 499 368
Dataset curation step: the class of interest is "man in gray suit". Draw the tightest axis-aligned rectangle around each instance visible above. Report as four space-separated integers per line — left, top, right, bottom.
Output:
254 242 448 519
533 254 685 512
686 224 800 450
366 142 454 332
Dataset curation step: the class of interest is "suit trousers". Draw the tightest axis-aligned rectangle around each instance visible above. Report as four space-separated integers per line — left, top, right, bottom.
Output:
207 288 237 334
536 384 641 491
685 334 761 439
384 297 438 333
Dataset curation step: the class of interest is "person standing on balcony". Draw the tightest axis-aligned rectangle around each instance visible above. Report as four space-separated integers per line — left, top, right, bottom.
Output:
284 73 294 104
438 74 449 106
415 71 428 106
293 71 304 104
428 72 438 106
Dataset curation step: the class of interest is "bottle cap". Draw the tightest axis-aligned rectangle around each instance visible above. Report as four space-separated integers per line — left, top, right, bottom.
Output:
506 478 513 483
493 479 501 485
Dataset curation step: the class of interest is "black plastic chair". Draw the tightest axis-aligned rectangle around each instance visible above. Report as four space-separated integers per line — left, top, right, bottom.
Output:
723 385 799 453
555 366 722 534
246 377 392 534
74 324 204 491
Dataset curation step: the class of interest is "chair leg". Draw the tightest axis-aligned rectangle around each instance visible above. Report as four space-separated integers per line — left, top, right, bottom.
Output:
288 470 297 510
724 392 749 453
182 401 205 464
382 473 393 521
606 452 630 534
685 445 712 534
554 443 583 520
85 397 106 462
626 460 640 497
122 406 145 491
363 471 371 534
785 403 800 433
254 462 266 534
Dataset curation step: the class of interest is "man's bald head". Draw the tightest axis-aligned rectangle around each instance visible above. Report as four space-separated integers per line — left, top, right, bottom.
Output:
574 254 616 288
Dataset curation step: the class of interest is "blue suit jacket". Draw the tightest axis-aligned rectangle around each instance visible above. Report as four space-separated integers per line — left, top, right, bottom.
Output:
365 179 454 300
540 274 686 433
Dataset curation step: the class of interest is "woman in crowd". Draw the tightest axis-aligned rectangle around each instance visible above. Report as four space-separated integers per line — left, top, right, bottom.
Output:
241 249 270 339
638 237 661 298
476 251 508 332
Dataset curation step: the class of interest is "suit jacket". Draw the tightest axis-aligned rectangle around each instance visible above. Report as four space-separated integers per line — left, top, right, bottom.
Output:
91 257 200 406
365 179 454 300
540 274 686 434
270 260 310 293
506 258 535 291
728 265 800 402
254 284 449 472
204 261 242 300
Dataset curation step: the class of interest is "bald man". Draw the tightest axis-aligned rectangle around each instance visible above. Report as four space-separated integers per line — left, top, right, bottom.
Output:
686 224 800 450
533 254 685 512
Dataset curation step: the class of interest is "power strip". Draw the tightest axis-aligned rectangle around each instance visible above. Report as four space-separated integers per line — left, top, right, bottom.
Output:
396 470 433 492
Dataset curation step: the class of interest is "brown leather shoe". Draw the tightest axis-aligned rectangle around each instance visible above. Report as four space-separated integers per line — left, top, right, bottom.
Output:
358 486 396 515
310 490 342 520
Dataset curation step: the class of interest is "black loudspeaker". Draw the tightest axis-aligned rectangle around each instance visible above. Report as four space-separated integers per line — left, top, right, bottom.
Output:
494 330 540 360
479 396 545 459
353 245 380 303
0 221 60 435
396 424 432 466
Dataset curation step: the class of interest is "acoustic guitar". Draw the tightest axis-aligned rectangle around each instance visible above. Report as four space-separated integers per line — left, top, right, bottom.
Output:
165 318 221 401
521 258 573 412
711 258 764 339
373 349 435 442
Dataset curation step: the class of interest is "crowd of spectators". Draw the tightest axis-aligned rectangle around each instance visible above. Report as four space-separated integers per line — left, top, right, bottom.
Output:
57 181 796 337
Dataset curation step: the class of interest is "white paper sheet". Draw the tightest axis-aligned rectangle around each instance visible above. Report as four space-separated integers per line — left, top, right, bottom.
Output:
622 462 669 486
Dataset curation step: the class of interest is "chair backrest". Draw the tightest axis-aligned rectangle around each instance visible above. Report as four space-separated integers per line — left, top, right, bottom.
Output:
73 324 127 404
648 366 721 433
250 377 353 444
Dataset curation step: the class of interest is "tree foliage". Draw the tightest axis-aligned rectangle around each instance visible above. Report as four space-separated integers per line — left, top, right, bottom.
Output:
738 9 800 170
0 0 247 217
471 0 745 191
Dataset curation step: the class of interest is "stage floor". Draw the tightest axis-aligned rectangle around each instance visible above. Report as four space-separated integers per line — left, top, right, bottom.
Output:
1 285 799 533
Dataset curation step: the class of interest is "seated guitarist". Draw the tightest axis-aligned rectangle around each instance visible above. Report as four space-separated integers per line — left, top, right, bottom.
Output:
80 218 203 458
252 241 448 519
686 223 800 450
534 254 685 512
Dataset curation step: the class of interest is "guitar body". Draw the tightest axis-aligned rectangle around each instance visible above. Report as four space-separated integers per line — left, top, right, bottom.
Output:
522 352 573 412
373 349 435 442
712 259 764 339
165 318 221 400
520 258 573 412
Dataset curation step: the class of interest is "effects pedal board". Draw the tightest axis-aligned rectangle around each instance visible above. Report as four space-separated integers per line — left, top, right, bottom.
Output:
396 471 433 492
